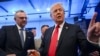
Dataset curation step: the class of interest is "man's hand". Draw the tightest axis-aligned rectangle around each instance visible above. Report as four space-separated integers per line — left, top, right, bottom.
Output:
27 49 40 56
89 51 99 56
87 12 100 44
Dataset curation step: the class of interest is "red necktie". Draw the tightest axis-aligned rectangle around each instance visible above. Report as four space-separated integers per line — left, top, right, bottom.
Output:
48 25 59 56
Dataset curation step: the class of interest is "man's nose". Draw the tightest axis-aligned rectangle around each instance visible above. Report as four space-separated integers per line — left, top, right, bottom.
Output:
57 10 60 13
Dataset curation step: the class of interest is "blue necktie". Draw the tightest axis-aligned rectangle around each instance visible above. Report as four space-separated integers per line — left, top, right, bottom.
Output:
20 29 24 48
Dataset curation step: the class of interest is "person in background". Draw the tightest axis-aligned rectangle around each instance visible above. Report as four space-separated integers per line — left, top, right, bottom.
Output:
0 10 35 56
41 25 49 39
34 25 49 50
31 28 36 37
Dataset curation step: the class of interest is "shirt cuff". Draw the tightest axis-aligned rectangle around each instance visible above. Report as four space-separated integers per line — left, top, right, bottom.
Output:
87 37 100 47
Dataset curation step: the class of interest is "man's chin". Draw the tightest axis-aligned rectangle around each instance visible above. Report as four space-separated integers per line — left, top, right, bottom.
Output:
56 21 63 24
57 19 63 22
21 24 26 27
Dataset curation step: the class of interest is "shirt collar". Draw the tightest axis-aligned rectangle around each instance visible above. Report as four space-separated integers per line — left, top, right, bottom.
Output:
55 21 65 28
16 24 25 30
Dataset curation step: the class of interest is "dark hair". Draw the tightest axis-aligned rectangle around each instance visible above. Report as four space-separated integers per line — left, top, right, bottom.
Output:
41 25 49 29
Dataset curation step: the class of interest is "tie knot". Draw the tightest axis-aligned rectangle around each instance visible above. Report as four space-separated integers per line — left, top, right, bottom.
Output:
20 28 24 31
56 25 60 28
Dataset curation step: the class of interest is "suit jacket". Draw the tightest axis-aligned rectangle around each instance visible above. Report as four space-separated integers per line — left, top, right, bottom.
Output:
0 25 35 56
39 22 91 56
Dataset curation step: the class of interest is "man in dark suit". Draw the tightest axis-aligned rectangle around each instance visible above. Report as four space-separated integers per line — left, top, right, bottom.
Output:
0 10 35 56
38 3 95 56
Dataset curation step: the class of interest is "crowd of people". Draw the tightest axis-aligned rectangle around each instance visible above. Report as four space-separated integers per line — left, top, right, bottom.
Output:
0 2 100 56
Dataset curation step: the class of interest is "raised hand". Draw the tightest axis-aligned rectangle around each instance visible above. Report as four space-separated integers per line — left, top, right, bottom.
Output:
87 12 100 44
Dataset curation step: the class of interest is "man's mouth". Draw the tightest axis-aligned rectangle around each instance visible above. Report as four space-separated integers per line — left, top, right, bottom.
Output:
57 16 61 18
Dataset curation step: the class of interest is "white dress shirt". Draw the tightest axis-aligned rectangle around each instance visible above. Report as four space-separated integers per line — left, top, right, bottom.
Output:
52 21 65 41
16 24 26 42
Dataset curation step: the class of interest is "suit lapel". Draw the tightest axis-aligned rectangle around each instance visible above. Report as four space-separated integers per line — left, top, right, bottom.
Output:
48 26 55 42
56 22 69 51
24 30 32 48
46 26 55 53
24 30 28 48
13 25 22 48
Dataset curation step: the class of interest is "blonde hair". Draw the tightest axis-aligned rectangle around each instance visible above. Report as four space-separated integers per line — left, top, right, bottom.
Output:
50 2 64 13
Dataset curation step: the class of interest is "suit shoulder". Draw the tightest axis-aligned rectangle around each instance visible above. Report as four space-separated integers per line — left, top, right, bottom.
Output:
1 25 15 30
67 23 80 28
2 25 14 28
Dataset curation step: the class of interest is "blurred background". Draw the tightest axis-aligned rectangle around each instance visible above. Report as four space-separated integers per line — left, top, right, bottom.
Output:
0 0 100 38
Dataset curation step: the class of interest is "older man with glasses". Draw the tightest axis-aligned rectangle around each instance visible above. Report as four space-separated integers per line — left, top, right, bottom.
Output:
0 10 35 56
